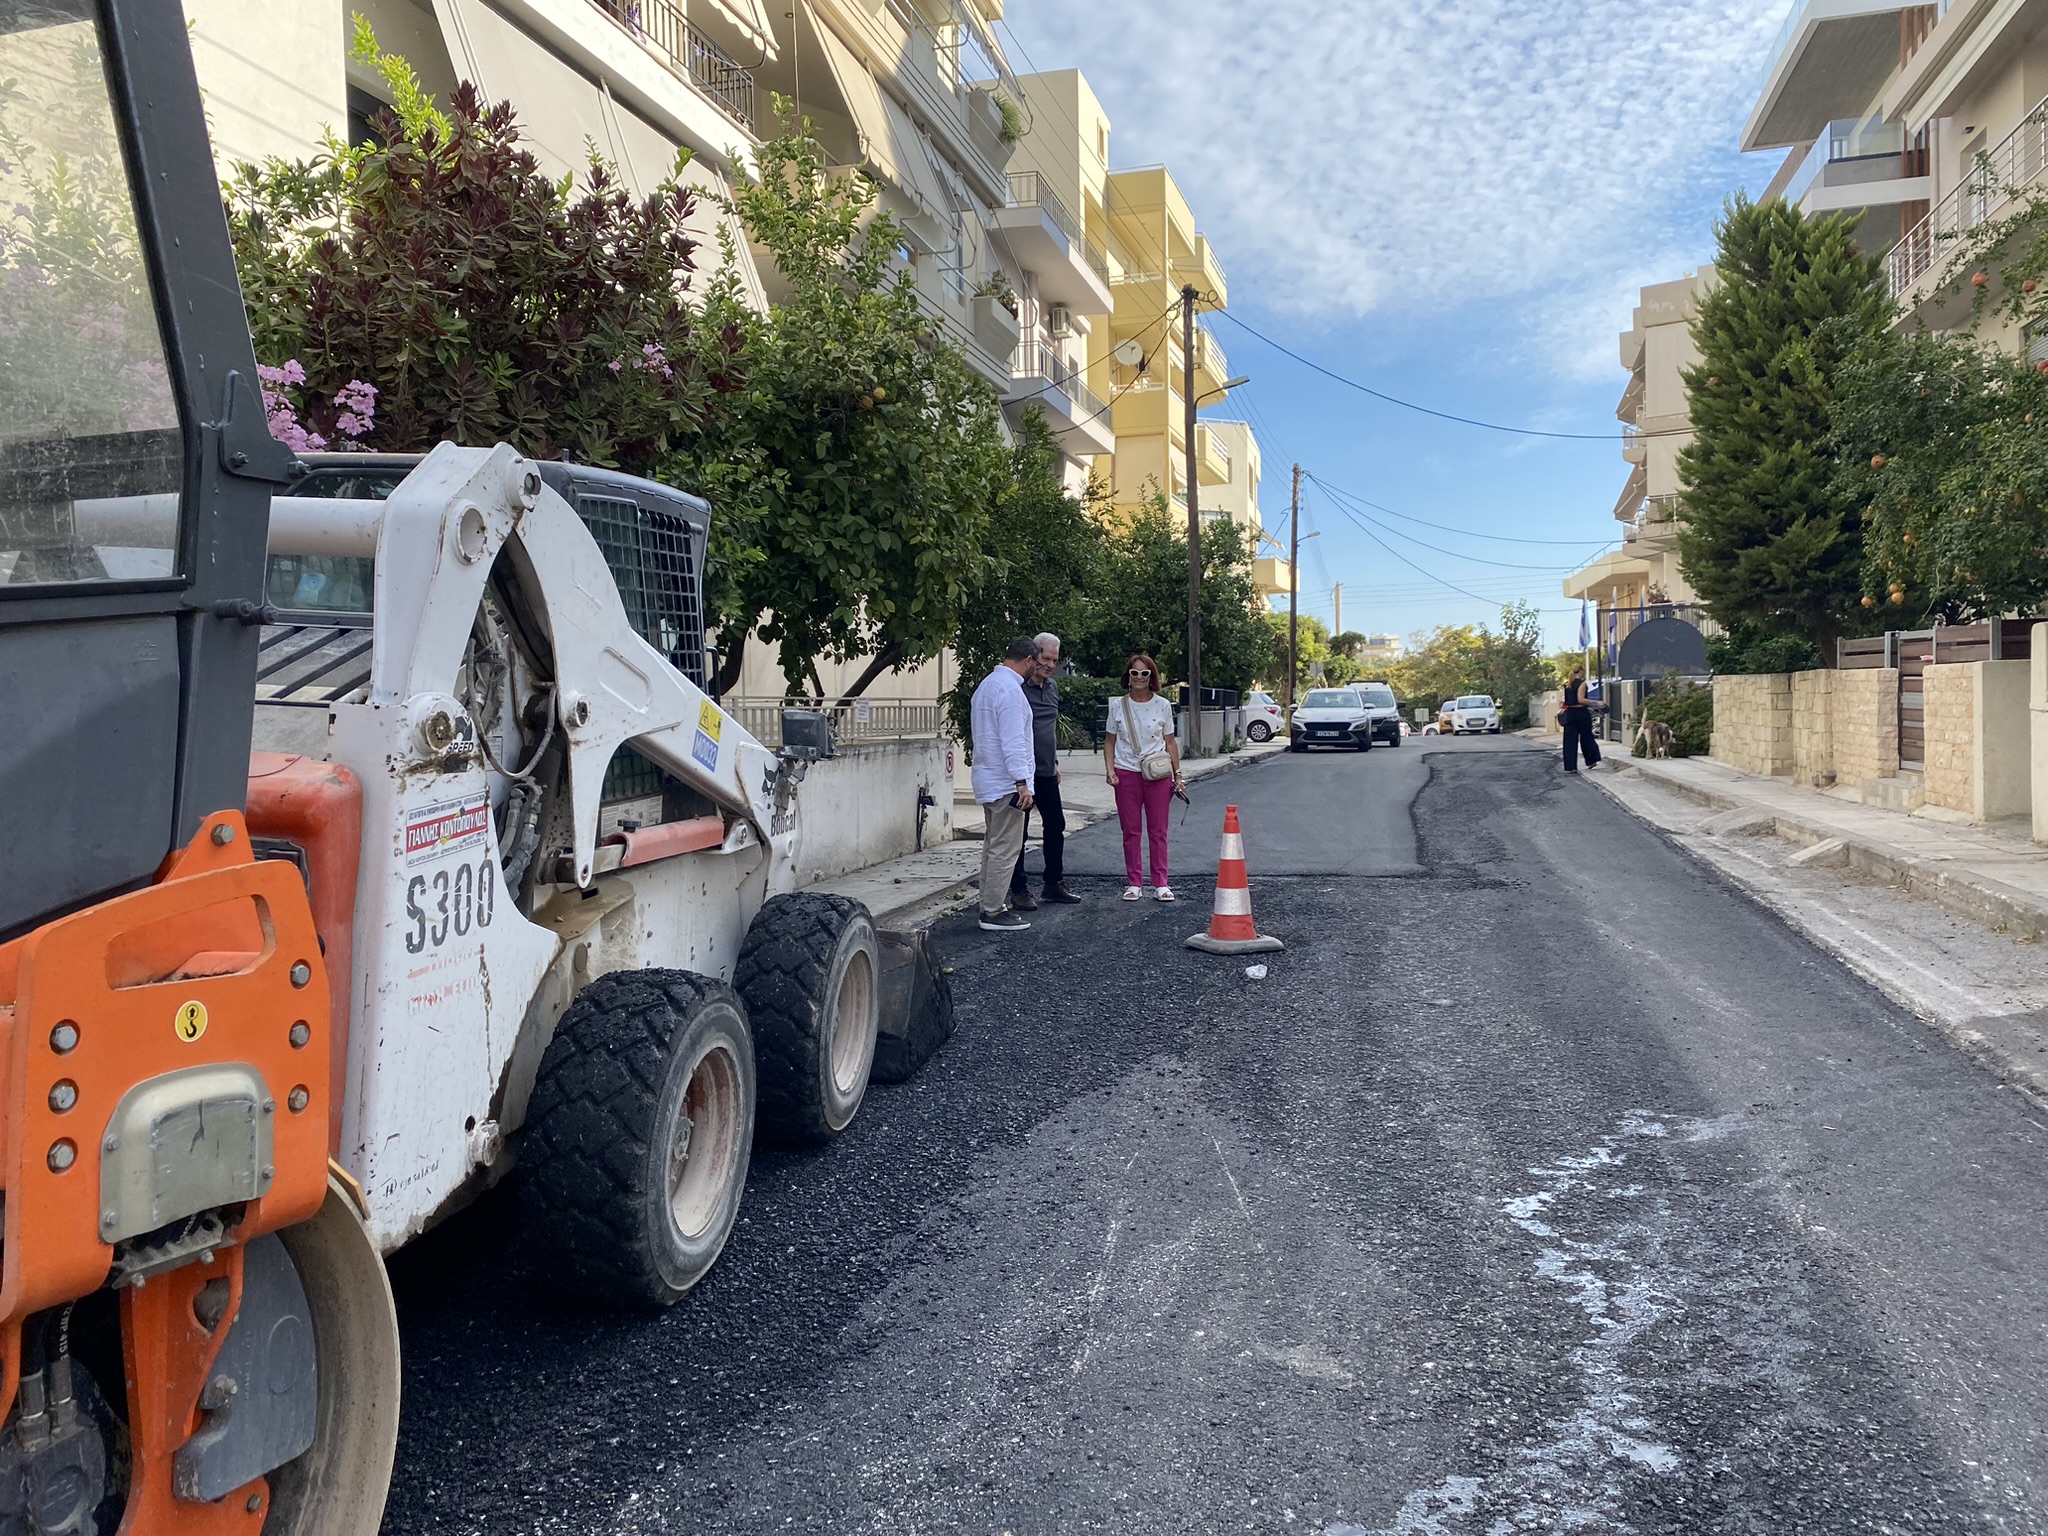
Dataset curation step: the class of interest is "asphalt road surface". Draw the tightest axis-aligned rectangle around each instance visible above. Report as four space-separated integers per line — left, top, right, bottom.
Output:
382 736 2048 1535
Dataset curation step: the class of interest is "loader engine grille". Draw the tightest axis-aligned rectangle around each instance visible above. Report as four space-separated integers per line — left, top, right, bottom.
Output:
575 494 705 688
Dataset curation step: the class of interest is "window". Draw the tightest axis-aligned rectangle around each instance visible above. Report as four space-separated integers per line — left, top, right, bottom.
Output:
347 85 390 149
0 0 182 588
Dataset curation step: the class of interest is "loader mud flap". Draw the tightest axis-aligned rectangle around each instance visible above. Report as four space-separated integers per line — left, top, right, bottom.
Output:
870 928 955 1085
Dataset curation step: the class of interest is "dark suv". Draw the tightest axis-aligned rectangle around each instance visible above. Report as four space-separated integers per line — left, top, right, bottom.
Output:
1355 680 1403 746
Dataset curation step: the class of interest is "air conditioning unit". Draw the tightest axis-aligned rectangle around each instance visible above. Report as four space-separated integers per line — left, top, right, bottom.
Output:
1047 303 1072 337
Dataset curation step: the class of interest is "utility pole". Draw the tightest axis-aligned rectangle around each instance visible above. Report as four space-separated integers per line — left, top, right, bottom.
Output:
1181 283 1203 757
1287 462 1301 712
1333 583 1342 644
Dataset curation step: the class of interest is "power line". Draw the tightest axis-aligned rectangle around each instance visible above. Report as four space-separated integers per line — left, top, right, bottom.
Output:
1312 478 1615 572
1304 471 1622 547
1320 496 1529 608
1215 310 1628 443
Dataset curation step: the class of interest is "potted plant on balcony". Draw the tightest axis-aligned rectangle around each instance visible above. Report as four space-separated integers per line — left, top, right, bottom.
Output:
971 276 1021 357
967 86 1019 166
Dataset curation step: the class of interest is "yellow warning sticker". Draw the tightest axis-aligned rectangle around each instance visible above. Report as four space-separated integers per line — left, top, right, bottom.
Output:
174 999 208 1044
697 700 723 742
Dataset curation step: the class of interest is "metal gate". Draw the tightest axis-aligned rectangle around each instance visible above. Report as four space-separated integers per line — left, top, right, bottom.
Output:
1895 628 1932 770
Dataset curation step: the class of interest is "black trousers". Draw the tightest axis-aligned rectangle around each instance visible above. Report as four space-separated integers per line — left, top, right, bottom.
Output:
1562 708 1602 772
1010 771 1065 891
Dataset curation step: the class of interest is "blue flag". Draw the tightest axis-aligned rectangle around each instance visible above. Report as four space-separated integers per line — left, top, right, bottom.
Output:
1577 599 1589 651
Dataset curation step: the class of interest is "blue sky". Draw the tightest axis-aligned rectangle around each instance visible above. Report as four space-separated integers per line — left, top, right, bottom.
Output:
998 0 1795 650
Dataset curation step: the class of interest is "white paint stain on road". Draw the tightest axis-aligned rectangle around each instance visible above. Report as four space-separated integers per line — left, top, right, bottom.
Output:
1329 1113 1687 1535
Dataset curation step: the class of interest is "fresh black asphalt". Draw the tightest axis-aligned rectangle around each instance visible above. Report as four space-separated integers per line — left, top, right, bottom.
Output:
379 737 2048 1535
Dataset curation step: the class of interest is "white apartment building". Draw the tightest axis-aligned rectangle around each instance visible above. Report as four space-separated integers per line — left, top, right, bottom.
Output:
184 0 775 301
1744 1 1934 255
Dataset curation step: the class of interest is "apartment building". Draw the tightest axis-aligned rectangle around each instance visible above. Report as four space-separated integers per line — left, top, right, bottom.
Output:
1743 1 1933 256
1197 419 1288 602
184 0 774 299
1004 68 1118 492
1563 273 1711 656
1100 166 1233 521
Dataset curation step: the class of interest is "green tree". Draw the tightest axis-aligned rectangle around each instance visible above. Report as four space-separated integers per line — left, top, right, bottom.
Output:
1389 624 1487 706
1071 490 1277 692
668 110 1010 695
1263 611 1358 695
1677 193 1892 656
943 411 1108 741
1474 601 1550 728
1832 330 2048 622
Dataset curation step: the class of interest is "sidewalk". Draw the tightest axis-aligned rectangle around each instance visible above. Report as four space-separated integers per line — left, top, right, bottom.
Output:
818 739 1287 927
1595 754 2048 943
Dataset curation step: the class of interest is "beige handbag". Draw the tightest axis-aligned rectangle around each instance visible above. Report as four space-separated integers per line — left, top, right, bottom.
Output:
1121 695 1174 781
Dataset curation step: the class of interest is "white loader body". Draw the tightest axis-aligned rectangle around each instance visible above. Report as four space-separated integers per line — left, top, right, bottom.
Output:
262 445 807 1250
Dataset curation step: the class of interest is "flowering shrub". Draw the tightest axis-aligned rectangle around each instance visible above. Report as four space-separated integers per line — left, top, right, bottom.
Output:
257 360 377 454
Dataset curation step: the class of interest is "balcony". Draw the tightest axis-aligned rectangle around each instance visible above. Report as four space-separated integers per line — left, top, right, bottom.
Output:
1196 422 1230 485
1743 0 1914 152
993 171 1113 312
1008 341 1113 454
1252 556 1292 599
1890 86 2048 303
591 0 756 129
1170 234 1228 306
1195 328 1229 397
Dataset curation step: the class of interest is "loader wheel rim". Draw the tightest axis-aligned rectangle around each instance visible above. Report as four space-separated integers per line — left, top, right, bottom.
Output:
829 948 877 1098
669 1043 744 1240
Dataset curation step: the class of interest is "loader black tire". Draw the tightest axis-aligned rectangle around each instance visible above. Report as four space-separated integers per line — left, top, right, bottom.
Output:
735 893 880 1144
519 970 755 1309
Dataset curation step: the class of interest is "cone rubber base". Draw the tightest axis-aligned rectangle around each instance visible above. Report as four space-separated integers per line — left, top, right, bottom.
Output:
1186 932 1285 954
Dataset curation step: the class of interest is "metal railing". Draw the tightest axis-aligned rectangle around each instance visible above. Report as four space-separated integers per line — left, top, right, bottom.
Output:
590 0 756 129
1011 341 1106 417
1200 423 1231 472
724 696 946 747
1196 327 1228 383
1890 87 2048 296
1005 171 1111 282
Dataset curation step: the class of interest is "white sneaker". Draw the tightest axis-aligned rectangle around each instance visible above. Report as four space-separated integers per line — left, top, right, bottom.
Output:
1153 886 1176 902
1122 886 1143 901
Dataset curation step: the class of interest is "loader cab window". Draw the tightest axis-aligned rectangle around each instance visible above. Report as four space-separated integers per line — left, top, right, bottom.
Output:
266 463 405 613
0 0 183 588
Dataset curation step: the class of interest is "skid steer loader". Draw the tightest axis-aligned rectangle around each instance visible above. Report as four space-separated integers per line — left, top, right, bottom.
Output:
0 3 946 1531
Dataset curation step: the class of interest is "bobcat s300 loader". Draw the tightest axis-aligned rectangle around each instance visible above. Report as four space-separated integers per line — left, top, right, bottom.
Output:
0 3 931 1530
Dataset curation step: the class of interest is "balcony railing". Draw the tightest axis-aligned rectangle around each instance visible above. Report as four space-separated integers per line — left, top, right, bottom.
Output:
1011 341 1106 418
1196 327 1227 384
1005 171 1111 282
591 0 756 129
1891 87 2048 296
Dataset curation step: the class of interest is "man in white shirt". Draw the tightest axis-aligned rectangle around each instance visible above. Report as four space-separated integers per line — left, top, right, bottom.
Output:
970 636 1041 932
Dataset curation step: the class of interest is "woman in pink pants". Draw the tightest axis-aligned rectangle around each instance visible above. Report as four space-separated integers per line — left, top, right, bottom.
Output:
1103 652 1185 901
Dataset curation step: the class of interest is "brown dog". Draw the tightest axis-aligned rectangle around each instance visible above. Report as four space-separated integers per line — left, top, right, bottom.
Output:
1635 719 1676 758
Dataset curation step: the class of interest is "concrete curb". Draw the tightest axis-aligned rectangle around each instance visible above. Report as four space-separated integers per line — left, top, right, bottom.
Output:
1598 762 2048 945
869 748 1284 929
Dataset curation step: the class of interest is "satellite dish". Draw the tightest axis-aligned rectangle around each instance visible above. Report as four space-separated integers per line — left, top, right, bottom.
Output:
1113 338 1146 369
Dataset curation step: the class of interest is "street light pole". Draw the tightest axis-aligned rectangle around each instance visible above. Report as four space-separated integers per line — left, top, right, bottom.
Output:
1288 462 1300 713
1181 283 1202 757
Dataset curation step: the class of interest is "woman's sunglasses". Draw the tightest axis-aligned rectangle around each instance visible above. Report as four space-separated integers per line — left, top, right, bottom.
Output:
1127 669 1152 678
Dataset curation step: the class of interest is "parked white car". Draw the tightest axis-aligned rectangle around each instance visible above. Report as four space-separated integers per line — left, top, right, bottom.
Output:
1452 694 1502 734
1243 689 1285 743
1288 687 1373 752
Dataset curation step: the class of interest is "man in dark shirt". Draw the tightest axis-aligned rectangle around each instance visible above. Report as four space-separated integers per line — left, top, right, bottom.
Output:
1010 632 1080 908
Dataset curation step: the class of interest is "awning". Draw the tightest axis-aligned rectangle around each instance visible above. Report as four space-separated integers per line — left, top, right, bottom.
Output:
695 0 777 62
809 13 952 250
605 94 766 310
1609 463 1646 523
434 0 613 181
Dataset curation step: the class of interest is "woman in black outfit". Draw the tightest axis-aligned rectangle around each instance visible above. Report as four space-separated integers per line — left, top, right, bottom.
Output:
1562 665 1602 773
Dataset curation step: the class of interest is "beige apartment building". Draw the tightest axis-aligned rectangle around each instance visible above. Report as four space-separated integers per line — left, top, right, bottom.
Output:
1197 418 1288 601
1563 273 1711 651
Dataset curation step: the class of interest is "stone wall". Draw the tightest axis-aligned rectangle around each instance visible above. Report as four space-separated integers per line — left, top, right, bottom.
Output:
1790 669 1834 787
1924 659 2032 821
1709 673 1793 776
1834 667 1899 788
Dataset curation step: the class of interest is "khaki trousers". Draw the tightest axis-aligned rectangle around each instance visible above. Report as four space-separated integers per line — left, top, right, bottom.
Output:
979 796 1028 915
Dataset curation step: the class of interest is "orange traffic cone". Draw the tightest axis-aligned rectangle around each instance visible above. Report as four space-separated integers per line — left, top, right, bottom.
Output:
1186 805 1284 955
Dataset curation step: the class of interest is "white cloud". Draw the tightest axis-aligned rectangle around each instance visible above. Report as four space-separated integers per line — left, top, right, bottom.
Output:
1004 0 1785 375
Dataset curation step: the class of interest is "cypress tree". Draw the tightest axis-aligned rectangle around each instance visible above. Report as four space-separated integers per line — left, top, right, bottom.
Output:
1677 194 1892 658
